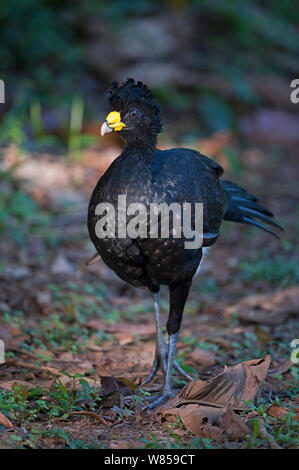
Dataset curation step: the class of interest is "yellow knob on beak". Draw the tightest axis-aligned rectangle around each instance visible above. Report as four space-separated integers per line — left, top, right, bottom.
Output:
101 111 126 136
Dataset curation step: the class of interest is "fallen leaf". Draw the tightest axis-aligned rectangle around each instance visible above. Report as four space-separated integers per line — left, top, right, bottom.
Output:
224 286 299 325
0 320 27 349
179 404 224 442
218 406 250 440
157 358 267 442
100 376 131 397
0 412 13 429
99 375 133 408
190 348 216 367
0 380 33 391
267 404 289 420
12 360 64 377
176 356 271 409
58 375 101 389
160 403 249 442
57 352 74 362
117 377 138 391
68 411 111 426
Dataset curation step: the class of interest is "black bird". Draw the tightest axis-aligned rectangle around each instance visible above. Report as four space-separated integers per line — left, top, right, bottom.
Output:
88 79 282 408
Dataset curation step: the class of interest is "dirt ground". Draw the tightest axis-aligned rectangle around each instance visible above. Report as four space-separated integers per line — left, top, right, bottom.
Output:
0 138 298 449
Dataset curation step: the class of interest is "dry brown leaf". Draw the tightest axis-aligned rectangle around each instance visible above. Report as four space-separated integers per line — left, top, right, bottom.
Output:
179 405 224 442
218 406 249 440
190 348 216 367
100 375 132 397
224 286 299 325
177 356 271 409
0 321 27 350
163 403 249 442
13 360 64 377
157 407 180 423
0 412 14 429
68 411 111 426
117 377 138 391
267 404 289 420
57 352 74 361
157 357 269 443
180 403 224 425
0 380 33 391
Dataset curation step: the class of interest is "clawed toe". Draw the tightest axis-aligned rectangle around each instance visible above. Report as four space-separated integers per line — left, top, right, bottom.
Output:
142 349 192 386
174 360 192 381
142 355 160 385
142 392 174 410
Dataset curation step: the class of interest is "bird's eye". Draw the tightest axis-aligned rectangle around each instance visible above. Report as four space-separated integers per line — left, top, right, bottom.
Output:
130 109 137 118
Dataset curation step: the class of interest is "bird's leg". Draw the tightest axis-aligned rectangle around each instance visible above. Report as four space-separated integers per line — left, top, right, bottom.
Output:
143 290 192 385
143 291 168 384
144 280 192 409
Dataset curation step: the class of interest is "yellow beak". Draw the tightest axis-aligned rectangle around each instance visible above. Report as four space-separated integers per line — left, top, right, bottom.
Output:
101 111 126 136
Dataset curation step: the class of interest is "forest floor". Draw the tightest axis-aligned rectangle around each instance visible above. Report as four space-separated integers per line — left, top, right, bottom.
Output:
0 135 298 449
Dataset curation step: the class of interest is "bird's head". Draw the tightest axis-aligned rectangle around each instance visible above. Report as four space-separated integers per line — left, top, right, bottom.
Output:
101 78 162 146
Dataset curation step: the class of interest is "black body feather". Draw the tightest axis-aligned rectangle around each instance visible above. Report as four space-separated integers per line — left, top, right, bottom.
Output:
221 180 283 238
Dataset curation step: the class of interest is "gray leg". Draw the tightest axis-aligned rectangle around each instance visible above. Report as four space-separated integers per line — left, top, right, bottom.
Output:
143 293 191 385
143 279 193 410
143 292 167 384
143 333 179 409
163 332 179 394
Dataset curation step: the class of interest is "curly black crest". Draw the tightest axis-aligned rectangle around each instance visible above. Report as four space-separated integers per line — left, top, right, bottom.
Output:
107 78 162 133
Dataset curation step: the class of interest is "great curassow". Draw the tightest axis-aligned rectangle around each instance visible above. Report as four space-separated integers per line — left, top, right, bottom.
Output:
87 79 282 408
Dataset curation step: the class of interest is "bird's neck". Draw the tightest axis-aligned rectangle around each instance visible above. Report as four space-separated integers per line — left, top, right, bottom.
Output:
124 136 157 164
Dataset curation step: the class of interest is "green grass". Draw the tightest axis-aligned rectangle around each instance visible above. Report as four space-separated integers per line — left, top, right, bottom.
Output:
239 255 299 286
0 374 103 425
3 425 100 449
0 168 50 246
141 432 220 450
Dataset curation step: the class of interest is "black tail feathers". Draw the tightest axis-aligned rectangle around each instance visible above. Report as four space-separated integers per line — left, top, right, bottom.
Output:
221 180 283 239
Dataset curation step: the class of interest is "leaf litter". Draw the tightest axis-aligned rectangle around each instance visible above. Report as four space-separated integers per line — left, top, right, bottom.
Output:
156 356 271 442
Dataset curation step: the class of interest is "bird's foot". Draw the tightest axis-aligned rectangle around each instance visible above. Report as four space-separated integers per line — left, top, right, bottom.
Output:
142 334 168 385
142 390 174 410
173 360 192 381
142 346 192 385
